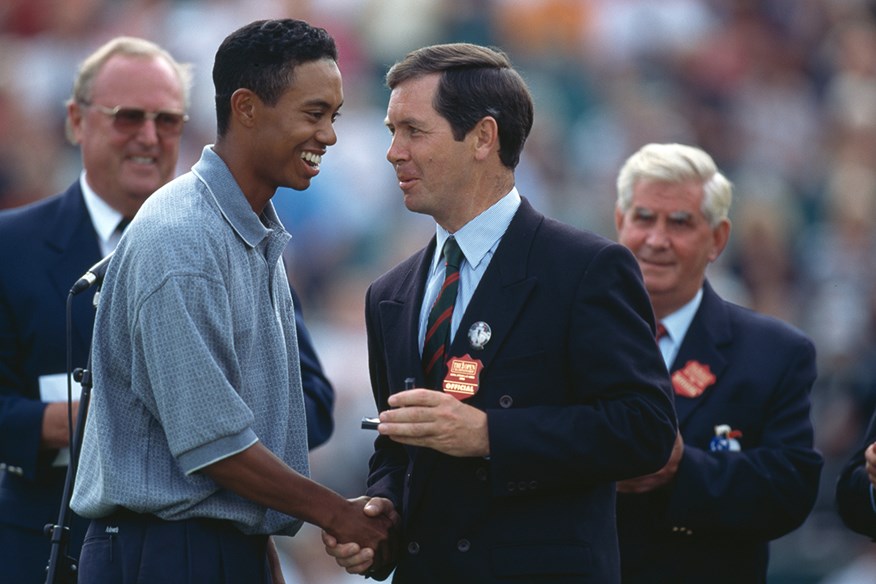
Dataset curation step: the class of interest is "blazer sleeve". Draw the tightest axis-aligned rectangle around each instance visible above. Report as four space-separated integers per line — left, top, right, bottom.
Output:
487 242 678 492
836 411 876 539
289 286 335 450
0 372 47 480
363 282 408 509
0 240 50 479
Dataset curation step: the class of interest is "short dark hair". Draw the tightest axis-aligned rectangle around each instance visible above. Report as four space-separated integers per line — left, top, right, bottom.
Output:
213 19 338 137
386 43 533 169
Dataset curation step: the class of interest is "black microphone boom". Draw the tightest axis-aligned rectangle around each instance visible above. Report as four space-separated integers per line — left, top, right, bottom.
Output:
69 253 114 296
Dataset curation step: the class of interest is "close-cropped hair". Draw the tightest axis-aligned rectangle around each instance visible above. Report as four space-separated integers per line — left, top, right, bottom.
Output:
66 36 192 142
616 143 733 227
213 18 338 137
387 43 534 169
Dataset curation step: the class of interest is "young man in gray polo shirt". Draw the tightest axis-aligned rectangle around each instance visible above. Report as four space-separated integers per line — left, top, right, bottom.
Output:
71 19 395 583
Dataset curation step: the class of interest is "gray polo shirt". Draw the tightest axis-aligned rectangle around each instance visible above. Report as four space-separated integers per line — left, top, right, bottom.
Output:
71 146 309 536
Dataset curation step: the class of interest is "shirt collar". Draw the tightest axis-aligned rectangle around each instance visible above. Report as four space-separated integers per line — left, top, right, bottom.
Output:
432 187 521 271
661 287 703 343
193 146 288 251
79 171 125 243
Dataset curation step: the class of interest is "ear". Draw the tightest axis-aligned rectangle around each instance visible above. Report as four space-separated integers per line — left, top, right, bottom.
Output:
614 206 625 234
229 88 258 129
472 115 499 162
66 101 84 144
709 219 731 262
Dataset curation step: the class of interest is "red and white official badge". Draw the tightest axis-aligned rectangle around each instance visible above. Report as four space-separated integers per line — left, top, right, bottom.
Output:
672 360 716 398
442 354 483 400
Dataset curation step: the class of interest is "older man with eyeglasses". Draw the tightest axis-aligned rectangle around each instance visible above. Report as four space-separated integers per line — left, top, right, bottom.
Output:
0 36 191 584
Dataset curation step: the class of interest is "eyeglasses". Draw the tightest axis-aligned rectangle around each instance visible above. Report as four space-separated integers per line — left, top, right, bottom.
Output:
83 103 189 137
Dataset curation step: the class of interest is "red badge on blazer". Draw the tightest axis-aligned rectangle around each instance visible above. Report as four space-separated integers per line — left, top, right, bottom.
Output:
672 360 716 398
442 354 483 400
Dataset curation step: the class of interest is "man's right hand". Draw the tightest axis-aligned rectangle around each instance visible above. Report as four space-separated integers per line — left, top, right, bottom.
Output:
323 497 398 574
41 400 79 449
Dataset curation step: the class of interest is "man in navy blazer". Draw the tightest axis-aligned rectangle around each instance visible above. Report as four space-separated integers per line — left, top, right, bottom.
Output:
613 143 823 583
0 37 334 583
323 43 677 583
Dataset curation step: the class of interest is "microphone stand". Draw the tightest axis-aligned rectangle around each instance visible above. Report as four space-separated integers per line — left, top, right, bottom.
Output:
44 286 103 584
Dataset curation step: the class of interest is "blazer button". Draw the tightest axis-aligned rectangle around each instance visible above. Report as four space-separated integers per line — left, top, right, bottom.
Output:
407 541 420 555
475 467 488 481
507 481 516 492
529 480 538 490
457 539 471 552
518 480 528 491
499 395 513 408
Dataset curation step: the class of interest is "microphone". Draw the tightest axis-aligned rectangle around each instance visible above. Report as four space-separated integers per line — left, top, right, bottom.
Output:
70 253 114 296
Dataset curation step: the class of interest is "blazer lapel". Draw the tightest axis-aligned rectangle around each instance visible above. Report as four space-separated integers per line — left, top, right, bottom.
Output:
671 282 729 426
448 199 541 408
45 184 103 353
377 239 436 392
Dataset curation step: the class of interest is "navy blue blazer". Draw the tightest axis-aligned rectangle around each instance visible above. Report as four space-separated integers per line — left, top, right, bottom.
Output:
0 182 334 582
617 281 822 584
364 198 677 583
836 409 876 538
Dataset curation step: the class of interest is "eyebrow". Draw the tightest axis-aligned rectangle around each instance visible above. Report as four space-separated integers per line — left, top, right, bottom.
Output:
385 116 423 129
668 211 694 221
303 98 343 110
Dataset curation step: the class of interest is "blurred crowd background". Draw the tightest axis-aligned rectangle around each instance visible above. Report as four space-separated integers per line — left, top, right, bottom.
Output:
3 0 876 581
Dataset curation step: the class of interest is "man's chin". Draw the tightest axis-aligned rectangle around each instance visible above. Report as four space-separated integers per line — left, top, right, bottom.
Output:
642 276 673 296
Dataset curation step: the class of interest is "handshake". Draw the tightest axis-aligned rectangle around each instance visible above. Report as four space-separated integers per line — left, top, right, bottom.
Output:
321 496 399 575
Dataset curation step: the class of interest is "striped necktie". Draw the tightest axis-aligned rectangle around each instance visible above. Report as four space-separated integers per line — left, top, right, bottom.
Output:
422 237 464 389
656 322 668 341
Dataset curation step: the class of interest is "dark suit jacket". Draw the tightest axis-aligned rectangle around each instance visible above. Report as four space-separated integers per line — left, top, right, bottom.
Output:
364 198 677 583
617 281 822 584
0 182 334 583
836 409 876 538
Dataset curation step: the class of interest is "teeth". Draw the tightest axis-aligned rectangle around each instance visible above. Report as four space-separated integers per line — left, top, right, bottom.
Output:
130 156 155 164
301 152 322 166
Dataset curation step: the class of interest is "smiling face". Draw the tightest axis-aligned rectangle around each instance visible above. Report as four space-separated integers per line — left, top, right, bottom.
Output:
245 58 343 204
385 74 479 231
68 54 185 218
615 178 730 318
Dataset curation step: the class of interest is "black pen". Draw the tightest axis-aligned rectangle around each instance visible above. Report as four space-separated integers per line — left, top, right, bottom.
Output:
361 376 416 429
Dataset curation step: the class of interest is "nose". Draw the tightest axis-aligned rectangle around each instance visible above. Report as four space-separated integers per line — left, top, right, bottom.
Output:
386 134 406 164
135 118 160 145
645 225 670 249
316 120 338 146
